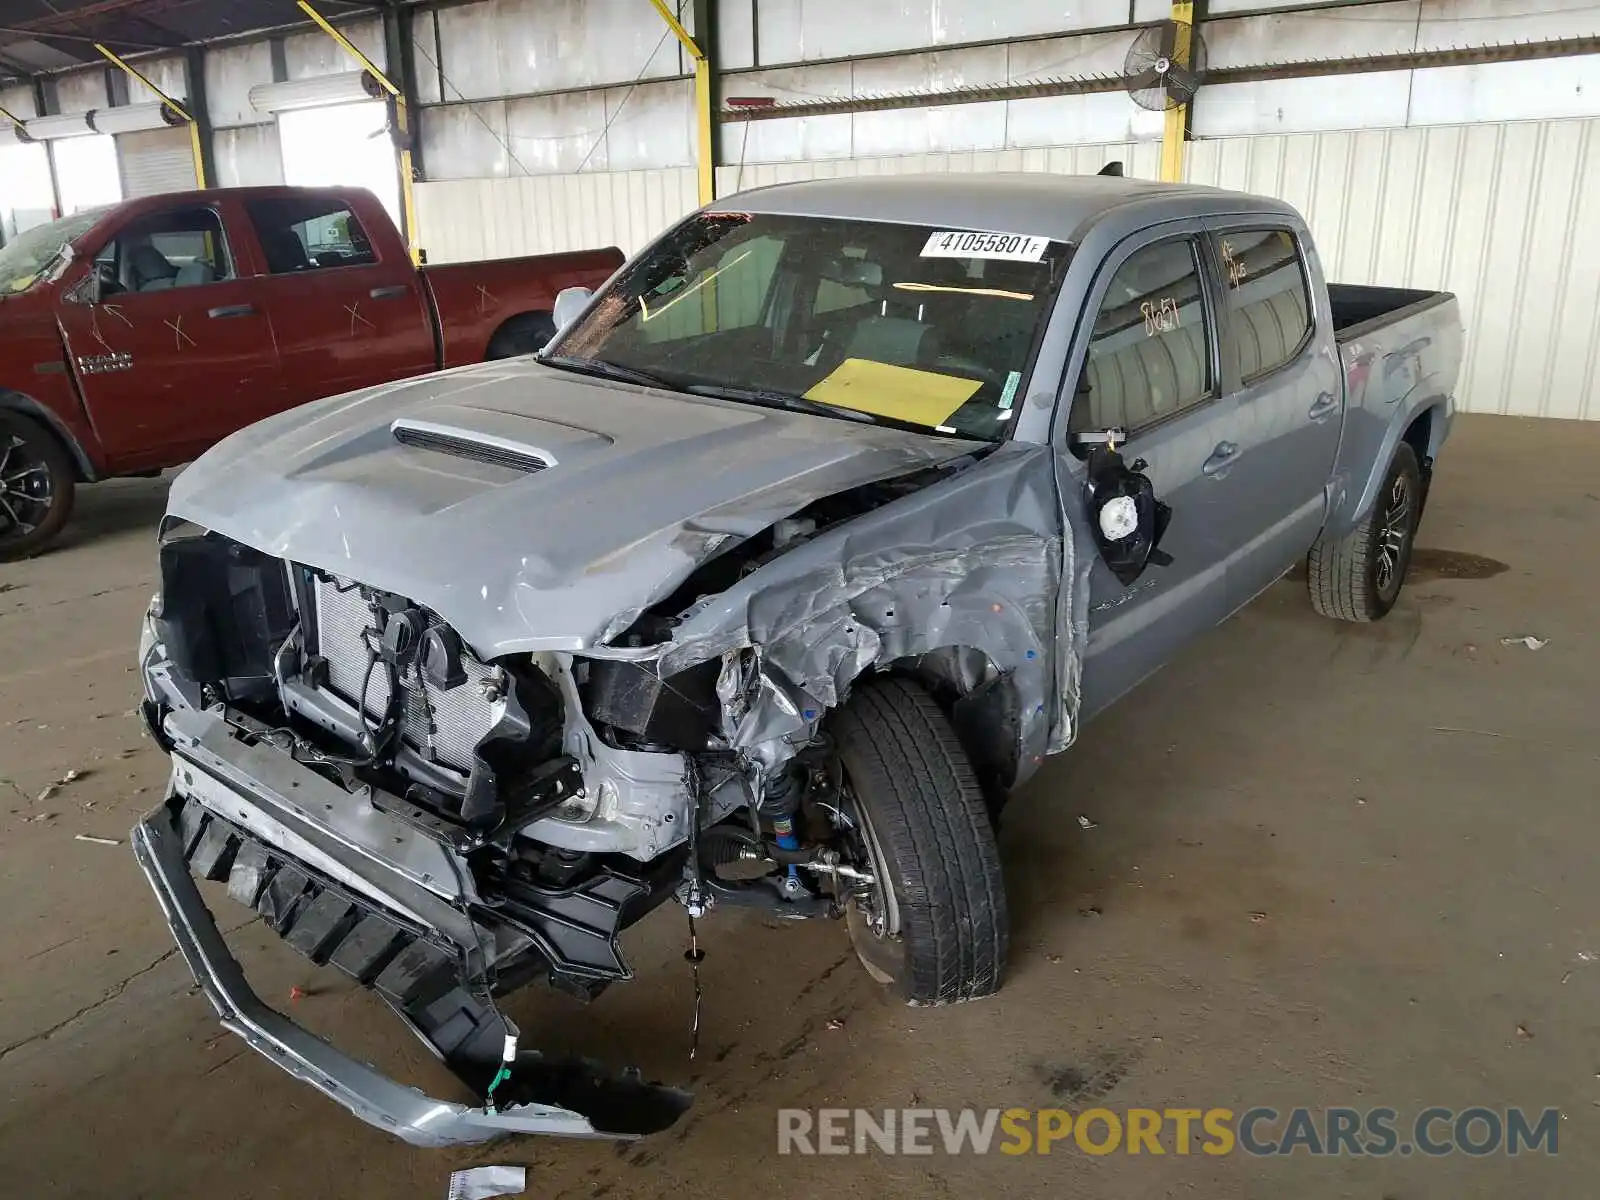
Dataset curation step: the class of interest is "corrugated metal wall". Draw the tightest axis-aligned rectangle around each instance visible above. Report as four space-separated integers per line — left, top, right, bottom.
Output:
413 168 700 261
1189 120 1600 421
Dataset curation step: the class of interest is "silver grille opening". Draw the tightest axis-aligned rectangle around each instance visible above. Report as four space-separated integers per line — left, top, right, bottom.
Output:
391 424 550 474
310 576 500 774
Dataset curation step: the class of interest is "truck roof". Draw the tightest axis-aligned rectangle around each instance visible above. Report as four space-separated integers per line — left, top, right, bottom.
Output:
722 172 1298 243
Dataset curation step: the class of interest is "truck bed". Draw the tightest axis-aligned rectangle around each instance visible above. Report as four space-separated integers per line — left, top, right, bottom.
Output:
1328 283 1454 343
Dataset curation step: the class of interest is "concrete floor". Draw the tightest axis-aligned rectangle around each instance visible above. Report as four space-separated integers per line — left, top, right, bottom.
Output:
1 413 1596 1198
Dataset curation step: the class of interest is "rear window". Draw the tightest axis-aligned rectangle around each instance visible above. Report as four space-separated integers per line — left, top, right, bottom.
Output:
245 196 378 275
1214 229 1313 382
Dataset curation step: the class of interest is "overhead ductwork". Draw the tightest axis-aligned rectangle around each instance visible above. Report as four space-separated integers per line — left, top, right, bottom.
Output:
89 101 189 136
21 111 95 141
249 70 386 115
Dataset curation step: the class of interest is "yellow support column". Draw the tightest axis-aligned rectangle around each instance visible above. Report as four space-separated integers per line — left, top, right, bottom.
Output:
94 42 207 188
296 0 422 265
649 0 715 205
1159 2 1195 184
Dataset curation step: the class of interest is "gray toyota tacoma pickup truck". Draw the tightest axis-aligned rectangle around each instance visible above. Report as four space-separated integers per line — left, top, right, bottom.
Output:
133 172 1461 1145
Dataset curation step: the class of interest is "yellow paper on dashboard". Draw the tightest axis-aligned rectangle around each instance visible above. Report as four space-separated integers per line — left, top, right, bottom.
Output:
804 358 982 428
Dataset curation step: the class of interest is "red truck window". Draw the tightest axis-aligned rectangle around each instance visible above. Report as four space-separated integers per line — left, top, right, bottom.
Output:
95 206 234 294
245 196 379 274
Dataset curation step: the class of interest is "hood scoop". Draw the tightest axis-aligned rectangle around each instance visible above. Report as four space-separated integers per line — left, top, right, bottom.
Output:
392 418 554 474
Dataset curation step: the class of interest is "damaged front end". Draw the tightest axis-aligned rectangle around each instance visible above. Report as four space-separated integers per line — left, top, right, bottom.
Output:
136 529 702 1146
133 409 1089 1145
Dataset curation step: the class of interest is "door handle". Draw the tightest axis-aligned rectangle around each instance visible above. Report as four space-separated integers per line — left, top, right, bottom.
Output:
207 303 255 319
369 285 409 300
1202 440 1239 478
1308 392 1339 421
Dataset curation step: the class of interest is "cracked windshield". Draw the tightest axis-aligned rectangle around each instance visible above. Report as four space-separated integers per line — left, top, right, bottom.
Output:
551 212 1069 440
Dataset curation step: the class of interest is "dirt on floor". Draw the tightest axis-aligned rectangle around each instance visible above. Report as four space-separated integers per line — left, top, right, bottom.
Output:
1 413 1596 1198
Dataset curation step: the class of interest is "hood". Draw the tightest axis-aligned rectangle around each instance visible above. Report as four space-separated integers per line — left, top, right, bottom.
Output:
170 359 980 656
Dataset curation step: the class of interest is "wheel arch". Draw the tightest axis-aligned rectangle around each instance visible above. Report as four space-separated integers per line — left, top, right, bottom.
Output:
1341 394 1449 534
0 389 96 482
484 309 556 360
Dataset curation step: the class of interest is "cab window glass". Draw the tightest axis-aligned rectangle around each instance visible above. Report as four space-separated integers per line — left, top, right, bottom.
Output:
1072 237 1211 435
1215 228 1313 381
96 207 233 294
246 197 378 274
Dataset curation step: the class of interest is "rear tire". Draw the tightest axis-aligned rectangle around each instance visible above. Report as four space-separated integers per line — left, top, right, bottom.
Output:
1307 442 1420 622
832 676 1008 1005
0 412 76 562
485 312 556 359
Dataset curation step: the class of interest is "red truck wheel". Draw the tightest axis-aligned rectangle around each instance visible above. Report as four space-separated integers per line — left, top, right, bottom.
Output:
0 413 76 562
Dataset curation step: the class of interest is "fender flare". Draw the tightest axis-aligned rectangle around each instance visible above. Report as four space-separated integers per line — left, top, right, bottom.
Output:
1335 392 1450 536
0 388 98 481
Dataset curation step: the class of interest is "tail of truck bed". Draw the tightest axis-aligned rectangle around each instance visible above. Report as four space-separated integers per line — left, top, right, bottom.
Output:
1326 282 1464 535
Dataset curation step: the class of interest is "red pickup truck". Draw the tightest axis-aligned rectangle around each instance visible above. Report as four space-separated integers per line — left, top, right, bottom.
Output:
0 185 622 560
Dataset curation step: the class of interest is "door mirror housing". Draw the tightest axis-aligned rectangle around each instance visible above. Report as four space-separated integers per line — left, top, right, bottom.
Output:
1083 443 1173 585
552 286 593 332
62 265 109 306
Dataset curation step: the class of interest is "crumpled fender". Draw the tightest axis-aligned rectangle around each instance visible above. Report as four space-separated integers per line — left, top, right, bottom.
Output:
590 444 1091 786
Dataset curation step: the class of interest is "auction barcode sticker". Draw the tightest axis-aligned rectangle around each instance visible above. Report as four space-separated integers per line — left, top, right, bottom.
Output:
921 230 1051 261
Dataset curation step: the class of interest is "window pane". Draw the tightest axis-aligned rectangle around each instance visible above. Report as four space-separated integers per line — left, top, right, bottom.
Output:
1074 238 1210 434
1217 229 1311 380
246 198 378 274
108 207 232 293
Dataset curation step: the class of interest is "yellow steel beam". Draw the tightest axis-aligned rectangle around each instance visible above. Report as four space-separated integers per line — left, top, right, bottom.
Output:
648 0 714 205
1159 1 1195 184
295 0 400 94
296 0 421 264
95 42 207 188
0 104 25 132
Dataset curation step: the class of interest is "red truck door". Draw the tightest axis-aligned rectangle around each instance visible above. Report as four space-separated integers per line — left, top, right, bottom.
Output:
240 192 434 404
54 199 282 472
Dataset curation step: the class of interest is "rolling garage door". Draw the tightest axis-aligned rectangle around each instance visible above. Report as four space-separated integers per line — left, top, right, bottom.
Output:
117 127 198 197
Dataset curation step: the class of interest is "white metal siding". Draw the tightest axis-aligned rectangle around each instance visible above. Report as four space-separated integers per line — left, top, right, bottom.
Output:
1187 119 1600 420
717 140 1162 192
412 168 700 263
117 128 199 198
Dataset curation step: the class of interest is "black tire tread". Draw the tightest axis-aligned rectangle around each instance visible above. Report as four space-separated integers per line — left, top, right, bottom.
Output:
832 676 1008 1004
1307 443 1419 623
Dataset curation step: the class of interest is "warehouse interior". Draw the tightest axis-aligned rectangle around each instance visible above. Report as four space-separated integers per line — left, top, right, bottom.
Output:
2 1 1599 1196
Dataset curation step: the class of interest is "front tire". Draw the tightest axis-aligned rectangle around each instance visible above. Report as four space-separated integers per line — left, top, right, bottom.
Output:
0 412 75 562
1307 442 1421 622
832 676 1008 1005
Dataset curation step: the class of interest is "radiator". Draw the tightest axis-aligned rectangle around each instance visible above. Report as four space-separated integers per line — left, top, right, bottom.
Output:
310 576 500 775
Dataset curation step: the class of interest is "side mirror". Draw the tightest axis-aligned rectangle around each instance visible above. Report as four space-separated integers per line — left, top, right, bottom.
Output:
1083 442 1172 586
553 286 593 332
63 265 107 306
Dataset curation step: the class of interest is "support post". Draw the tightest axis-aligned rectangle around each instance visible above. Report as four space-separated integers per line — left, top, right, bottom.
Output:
1159 1 1195 184
185 45 217 190
296 0 421 264
649 0 715 205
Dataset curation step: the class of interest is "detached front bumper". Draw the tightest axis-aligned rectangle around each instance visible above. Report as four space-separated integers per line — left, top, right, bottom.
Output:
131 708 689 1148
